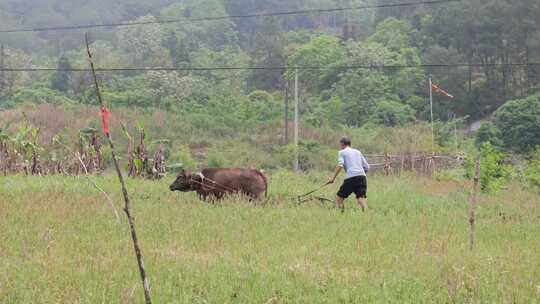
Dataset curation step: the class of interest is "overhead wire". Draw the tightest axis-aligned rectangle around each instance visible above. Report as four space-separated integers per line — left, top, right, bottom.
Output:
0 0 460 34
0 62 537 72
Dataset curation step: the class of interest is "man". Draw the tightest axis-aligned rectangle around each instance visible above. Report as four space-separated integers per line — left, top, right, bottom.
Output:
328 137 370 213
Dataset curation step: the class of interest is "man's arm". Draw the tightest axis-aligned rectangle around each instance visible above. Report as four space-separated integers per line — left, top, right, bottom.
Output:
328 166 343 184
362 154 370 173
329 151 345 184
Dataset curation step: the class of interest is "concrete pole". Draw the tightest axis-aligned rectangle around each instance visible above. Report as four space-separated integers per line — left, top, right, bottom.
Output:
284 79 289 145
429 77 435 154
294 68 299 172
454 114 459 155
0 44 5 93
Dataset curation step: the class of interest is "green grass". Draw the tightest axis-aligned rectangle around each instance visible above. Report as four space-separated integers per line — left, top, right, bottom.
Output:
1 172 539 303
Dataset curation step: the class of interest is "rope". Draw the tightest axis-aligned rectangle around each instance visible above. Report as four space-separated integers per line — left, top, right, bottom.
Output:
297 196 334 205
296 183 331 200
186 173 332 204
188 174 238 193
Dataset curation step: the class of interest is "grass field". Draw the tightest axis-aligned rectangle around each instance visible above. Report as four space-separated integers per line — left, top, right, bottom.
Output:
1 171 539 303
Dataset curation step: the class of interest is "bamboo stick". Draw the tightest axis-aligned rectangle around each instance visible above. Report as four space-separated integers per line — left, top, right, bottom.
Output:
85 33 152 304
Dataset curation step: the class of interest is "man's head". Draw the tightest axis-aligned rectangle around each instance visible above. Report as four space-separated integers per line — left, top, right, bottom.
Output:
340 137 351 149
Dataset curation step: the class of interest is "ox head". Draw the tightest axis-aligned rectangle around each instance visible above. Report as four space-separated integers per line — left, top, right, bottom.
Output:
169 169 200 192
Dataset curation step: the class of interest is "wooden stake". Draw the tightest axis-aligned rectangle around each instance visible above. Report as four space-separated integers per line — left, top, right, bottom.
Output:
85 33 152 304
469 157 480 250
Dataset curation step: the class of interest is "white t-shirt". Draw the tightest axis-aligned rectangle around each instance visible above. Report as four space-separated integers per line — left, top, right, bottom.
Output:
338 147 370 179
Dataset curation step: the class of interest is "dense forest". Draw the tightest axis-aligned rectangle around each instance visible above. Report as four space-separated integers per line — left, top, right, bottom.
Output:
0 0 539 155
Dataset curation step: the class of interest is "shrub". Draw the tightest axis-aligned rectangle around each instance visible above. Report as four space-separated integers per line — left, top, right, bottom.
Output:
169 145 197 170
305 96 345 128
248 90 274 104
494 94 540 153
475 122 503 148
435 116 467 150
12 87 76 105
206 150 227 168
524 149 540 192
273 141 334 172
298 140 335 172
465 142 510 193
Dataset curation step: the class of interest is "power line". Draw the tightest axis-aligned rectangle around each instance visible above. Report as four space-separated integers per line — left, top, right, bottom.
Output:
0 62 538 72
0 0 459 34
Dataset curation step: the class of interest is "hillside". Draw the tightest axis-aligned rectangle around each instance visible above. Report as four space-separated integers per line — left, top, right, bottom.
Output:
0 0 539 124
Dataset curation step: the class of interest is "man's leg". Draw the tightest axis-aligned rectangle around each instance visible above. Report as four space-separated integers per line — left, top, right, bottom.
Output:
336 181 350 213
356 176 368 212
357 197 368 212
336 196 345 213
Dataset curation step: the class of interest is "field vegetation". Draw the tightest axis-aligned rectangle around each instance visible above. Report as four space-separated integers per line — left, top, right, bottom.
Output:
1 172 539 303
1 0 540 302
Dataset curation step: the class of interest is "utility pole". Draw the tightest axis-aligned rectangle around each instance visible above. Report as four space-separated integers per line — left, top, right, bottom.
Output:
454 113 459 155
284 79 289 145
429 76 435 154
294 68 299 172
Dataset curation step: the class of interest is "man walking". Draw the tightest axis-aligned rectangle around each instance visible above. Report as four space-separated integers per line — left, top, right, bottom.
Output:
328 137 370 213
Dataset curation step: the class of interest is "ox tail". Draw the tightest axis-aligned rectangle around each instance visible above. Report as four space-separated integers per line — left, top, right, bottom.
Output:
256 169 268 198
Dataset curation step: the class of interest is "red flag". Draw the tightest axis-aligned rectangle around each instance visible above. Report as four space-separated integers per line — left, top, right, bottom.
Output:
100 106 111 136
432 84 454 99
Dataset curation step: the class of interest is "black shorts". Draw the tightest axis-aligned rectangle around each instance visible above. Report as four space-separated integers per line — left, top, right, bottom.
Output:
337 176 367 199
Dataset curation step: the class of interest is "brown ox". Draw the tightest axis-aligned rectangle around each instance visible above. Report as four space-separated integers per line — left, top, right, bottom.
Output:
169 168 267 200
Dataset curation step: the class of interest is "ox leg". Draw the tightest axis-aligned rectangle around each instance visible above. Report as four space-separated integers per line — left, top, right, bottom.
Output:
248 192 259 203
198 192 209 202
216 192 225 201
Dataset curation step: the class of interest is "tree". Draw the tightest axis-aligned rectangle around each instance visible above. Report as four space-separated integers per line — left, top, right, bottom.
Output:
368 100 415 127
335 70 394 126
161 1 239 51
162 30 191 68
494 94 540 153
248 17 286 91
367 17 417 52
421 0 540 118
143 71 210 108
422 45 468 118
304 96 345 127
288 35 345 94
191 47 250 92
332 30 423 126
116 15 171 67
51 56 72 93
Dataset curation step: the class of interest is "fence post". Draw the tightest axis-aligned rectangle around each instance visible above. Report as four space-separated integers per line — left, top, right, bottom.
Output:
469 157 480 250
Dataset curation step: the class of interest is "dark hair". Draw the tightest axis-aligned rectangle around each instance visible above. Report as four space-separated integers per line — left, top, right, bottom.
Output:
340 137 351 146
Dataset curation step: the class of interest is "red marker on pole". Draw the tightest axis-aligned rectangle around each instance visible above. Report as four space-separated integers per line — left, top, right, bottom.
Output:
100 105 111 136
